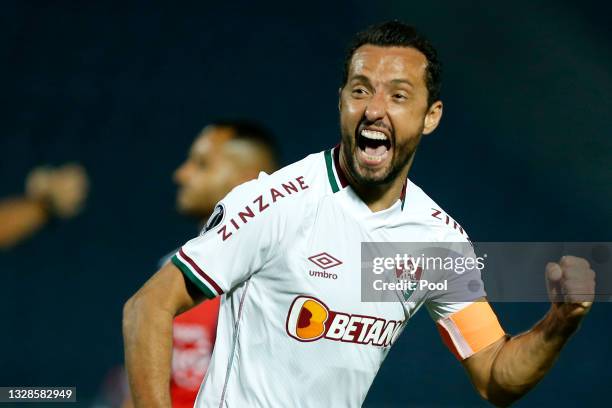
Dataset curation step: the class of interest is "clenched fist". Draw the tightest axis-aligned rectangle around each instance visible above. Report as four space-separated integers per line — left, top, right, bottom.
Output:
546 256 596 321
26 164 89 219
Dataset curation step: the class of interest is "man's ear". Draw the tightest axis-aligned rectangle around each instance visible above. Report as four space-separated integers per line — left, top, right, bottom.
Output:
423 101 443 135
338 87 343 111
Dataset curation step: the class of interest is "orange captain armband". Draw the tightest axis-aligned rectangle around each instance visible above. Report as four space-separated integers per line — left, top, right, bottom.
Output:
436 301 506 360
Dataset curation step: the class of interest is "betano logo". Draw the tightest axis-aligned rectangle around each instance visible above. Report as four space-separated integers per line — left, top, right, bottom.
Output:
285 296 403 347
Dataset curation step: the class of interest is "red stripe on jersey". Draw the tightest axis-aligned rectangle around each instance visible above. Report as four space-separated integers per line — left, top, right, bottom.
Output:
400 179 407 201
179 248 224 295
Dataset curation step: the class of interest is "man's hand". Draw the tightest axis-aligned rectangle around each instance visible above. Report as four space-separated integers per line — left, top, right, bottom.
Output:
546 256 596 328
0 163 89 249
462 256 596 406
26 163 89 219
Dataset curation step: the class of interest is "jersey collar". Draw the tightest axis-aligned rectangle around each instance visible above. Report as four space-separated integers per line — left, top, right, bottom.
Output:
325 145 407 210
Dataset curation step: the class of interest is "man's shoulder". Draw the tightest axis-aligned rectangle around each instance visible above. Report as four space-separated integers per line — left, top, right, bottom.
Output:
228 150 329 202
266 150 329 192
402 179 472 243
212 150 329 230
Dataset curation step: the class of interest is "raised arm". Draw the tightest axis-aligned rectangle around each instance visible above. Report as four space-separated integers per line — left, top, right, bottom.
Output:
462 256 595 407
122 261 204 408
0 164 89 249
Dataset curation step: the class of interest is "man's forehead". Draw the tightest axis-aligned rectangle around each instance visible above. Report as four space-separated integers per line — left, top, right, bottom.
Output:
349 45 428 84
191 126 235 154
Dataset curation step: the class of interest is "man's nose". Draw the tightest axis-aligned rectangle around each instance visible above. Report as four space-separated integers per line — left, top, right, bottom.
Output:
173 162 190 184
364 92 386 122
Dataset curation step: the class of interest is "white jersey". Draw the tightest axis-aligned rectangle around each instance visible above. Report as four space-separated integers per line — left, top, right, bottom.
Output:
172 147 504 407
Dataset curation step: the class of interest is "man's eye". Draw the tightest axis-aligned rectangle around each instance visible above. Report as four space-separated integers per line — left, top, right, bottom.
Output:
352 88 367 96
393 93 407 101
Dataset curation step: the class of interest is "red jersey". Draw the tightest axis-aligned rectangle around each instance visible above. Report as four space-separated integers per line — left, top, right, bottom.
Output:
170 297 220 408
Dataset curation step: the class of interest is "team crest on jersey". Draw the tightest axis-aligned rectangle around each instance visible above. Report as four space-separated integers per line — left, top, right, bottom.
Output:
395 260 423 301
285 296 403 347
201 203 225 236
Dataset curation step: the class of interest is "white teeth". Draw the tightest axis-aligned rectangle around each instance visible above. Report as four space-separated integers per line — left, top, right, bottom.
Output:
361 129 388 140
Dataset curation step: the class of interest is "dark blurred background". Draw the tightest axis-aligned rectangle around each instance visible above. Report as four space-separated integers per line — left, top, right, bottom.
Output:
1 0 610 406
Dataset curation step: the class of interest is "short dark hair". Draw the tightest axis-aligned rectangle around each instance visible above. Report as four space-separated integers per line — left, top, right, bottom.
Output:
209 119 279 169
342 21 442 106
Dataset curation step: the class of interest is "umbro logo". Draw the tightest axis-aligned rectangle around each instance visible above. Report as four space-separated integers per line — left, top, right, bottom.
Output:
308 252 342 280
308 252 342 269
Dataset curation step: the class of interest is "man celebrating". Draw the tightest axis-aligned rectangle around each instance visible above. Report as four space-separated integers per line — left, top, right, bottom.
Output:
123 22 596 407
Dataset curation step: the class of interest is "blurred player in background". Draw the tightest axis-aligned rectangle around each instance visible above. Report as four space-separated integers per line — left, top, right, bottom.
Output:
121 120 278 408
166 119 277 407
0 163 89 249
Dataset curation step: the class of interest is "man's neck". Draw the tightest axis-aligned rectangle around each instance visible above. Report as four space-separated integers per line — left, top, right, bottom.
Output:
339 149 413 213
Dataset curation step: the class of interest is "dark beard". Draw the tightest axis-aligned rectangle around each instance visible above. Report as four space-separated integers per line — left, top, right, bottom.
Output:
342 140 415 188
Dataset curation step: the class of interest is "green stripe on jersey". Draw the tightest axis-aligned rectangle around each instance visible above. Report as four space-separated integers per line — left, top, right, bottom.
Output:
324 149 339 193
171 255 216 299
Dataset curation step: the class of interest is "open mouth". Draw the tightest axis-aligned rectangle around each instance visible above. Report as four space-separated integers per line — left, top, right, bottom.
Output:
356 128 391 165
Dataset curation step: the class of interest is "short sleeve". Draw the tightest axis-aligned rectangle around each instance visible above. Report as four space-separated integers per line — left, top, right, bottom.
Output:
424 235 486 310
171 175 291 299
425 232 505 360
